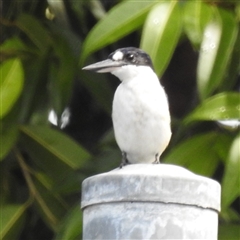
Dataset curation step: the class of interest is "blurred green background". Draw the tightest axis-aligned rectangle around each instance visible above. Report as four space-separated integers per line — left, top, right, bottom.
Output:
0 0 239 239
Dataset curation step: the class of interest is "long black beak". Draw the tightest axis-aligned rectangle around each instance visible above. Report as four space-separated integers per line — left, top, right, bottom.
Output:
82 59 124 73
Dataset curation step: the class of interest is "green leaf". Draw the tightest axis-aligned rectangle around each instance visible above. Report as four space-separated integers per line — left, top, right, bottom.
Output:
197 7 238 99
0 96 20 160
80 0 157 64
218 224 240 240
183 1 212 47
163 132 220 176
214 133 233 163
0 58 24 119
0 204 27 240
220 208 240 223
19 54 50 124
185 92 240 123
221 23 240 91
16 14 51 52
20 125 91 183
237 3 240 21
55 205 82 240
32 172 67 230
0 118 18 160
221 133 240 210
0 37 27 57
140 1 182 76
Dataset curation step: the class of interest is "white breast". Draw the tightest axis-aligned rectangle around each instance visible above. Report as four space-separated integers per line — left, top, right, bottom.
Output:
112 66 171 164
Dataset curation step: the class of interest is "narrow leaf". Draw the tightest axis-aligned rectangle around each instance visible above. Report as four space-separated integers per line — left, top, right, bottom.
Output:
20 125 91 182
183 1 212 47
185 92 240 123
140 1 182 76
80 0 157 64
0 204 27 240
164 132 220 176
0 58 24 119
197 7 238 99
221 133 240 210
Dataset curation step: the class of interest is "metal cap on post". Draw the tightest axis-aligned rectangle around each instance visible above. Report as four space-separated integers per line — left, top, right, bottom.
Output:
81 164 221 240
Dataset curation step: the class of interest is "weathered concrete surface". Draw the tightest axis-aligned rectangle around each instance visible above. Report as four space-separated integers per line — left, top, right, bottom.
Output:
81 164 221 239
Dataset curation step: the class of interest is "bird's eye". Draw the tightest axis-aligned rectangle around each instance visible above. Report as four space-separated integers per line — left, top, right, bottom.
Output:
126 53 135 62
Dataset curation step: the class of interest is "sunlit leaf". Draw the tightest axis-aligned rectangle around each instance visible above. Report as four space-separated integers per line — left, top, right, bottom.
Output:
0 204 27 240
20 125 91 182
197 7 238 99
80 0 157 64
0 58 24 119
140 1 182 76
221 133 240 210
164 132 220 176
183 1 212 47
185 92 240 123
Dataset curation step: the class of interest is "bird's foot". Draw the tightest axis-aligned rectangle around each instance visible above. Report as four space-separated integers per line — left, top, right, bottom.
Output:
153 153 160 164
119 152 129 168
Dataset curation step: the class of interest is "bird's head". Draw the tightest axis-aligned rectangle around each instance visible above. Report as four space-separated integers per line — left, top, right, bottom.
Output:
82 47 154 81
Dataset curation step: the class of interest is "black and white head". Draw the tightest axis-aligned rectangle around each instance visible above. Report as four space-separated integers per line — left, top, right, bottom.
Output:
82 47 154 81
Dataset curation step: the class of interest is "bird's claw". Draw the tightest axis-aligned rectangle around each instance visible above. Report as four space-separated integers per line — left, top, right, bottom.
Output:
153 153 160 164
120 152 129 168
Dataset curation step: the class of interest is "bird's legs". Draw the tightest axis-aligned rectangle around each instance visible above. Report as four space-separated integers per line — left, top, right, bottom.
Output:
153 153 160 164
120 152 129 168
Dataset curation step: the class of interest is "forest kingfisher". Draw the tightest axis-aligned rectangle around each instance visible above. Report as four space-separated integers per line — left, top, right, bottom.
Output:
82 47 172 167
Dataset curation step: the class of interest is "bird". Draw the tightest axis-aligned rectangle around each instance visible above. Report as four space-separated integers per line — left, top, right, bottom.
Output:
82 47 171 167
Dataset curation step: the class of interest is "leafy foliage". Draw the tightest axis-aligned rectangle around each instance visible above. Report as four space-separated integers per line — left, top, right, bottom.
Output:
0 58 24 118
0 0 239 239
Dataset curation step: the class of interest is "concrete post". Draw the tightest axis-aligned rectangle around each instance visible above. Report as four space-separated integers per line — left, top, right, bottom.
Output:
81 164 221 239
